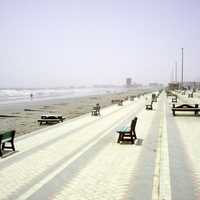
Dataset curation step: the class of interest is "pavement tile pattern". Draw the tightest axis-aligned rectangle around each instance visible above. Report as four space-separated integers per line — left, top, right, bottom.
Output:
0 95 158 200
1 92 200 200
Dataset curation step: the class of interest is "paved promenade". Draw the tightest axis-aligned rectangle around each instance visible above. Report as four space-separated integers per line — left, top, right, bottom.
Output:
0 92 200 199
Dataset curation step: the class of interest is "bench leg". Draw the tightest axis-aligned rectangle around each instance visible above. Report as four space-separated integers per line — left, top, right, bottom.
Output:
0 143 2 157
133 131 137 140
117 135 120 143
11 140 15 151
195 110 198 115
131 131 137 144
117 133 123 143
2 143 5 150
130 135 134 144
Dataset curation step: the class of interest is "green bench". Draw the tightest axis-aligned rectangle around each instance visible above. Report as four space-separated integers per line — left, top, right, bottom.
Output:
38 115 64 125
172 104 200 116
172 96 177 103
130 96 136 101
152 94 157 102
91 104 101 116
0 130 16 157
111 99 123 105
188 93 193 98
166 90 174 97
117 117 137 144
111 99 120 104
146 101 153 110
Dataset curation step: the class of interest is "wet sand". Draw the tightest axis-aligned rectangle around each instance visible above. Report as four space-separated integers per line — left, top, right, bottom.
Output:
0 88 152 136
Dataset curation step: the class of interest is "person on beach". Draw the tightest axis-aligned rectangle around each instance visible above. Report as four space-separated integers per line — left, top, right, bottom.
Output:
30 93 33 100
96 103 101 115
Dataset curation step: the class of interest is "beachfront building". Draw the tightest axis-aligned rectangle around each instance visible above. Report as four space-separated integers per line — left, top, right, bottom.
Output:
168 82 179 90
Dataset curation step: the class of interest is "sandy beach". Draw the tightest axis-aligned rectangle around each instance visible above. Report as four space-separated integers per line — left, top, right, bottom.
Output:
0 88 153 136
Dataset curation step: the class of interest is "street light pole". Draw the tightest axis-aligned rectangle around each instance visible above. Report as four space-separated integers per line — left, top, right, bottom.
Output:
175 61 177 83
181 48 184 88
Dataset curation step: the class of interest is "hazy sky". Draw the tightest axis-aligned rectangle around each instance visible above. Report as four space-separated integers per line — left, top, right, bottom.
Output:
0 0 199 87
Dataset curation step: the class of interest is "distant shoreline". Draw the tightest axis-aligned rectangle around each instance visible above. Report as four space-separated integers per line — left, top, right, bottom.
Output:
0 86 127 105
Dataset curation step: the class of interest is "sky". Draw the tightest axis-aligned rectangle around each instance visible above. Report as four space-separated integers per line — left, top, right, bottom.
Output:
0 0 200 88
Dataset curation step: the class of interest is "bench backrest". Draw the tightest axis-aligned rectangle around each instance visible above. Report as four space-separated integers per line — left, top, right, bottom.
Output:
152 94 156 99
111 99 121 103
173 104 199 109
46 116 58 119
0 130 15 142
177 104 196 108
130 117 137 133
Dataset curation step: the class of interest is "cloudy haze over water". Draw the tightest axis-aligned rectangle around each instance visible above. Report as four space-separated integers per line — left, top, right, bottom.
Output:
0 0 199 88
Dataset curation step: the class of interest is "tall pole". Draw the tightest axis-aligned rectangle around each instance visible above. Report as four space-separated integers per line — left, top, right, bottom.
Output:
170 68 173 82
181 48 184 88
175 61 177 83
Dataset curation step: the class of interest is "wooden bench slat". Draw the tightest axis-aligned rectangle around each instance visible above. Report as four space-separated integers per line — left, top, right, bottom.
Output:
38 118 61 125
0 130 15 157
117 126 129 133
0 131 13 140
172 108 200 111
38 119 60 122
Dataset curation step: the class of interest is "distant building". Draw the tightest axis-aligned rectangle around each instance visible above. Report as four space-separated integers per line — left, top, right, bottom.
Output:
168 82 179 90
126 78 132 87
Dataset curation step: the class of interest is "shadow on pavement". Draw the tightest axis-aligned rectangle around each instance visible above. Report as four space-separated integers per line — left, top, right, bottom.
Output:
1 150 19 159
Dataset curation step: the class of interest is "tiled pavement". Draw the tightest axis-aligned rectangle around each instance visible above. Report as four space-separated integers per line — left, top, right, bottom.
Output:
166 94 200 200
1 93 200 199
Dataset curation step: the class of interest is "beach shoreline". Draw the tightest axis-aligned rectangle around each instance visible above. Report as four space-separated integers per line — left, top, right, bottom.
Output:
0 88 154 137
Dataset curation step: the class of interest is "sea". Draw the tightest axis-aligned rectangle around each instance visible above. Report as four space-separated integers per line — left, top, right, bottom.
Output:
0 86 126 104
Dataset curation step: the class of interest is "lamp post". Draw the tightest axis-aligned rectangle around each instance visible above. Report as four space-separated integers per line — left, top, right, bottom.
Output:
175 61 177 83
181 48 184 89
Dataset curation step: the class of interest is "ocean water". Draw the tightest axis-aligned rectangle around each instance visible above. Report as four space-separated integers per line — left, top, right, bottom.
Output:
0 86 126 104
